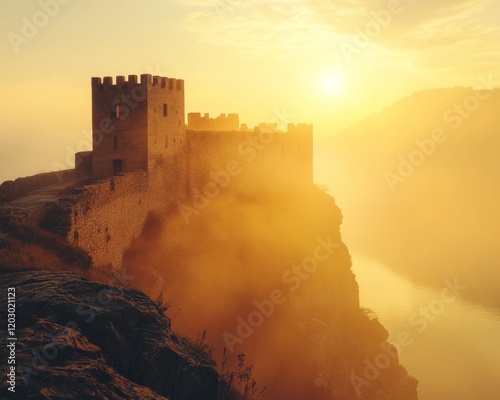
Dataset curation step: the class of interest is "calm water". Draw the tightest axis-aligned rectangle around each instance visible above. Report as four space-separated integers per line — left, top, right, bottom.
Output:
351 251 500 400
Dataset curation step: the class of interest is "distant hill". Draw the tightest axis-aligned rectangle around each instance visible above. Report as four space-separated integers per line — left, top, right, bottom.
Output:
315 87 500 308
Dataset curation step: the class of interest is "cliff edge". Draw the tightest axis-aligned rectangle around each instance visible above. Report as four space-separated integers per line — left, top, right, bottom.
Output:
0 271 218 400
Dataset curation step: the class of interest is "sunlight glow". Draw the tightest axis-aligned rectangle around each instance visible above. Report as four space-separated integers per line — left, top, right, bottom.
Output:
320 73 345 97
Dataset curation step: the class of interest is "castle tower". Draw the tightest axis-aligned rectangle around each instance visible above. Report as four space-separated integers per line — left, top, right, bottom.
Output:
91 74 185 179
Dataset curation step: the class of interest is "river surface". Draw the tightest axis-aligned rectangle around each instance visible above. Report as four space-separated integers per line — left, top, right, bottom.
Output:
351 251 500 400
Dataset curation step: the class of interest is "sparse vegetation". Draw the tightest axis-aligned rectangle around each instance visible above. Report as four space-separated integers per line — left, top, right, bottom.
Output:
154 291 171 314
361 307 375 318
174 329 215 361
0 218 90 276
218 350 267 400
317 184 330 194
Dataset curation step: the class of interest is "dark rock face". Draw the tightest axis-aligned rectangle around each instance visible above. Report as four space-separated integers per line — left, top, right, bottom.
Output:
0 271 218 400
2 321 167 400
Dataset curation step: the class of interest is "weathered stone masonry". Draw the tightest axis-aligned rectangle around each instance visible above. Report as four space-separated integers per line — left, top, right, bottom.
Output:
0 74 313 270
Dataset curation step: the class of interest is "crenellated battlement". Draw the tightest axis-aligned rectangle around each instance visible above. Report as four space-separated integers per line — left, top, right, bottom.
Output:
188 112 239 131
287 123 313 134
91 74 184 91
91 73 185 179
187 114 313 136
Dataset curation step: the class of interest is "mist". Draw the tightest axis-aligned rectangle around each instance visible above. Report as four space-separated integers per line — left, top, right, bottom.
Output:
121 184 413 399
315 87 500 308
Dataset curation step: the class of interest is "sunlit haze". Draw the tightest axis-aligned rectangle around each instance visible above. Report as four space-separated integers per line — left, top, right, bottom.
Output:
2 0 500 182
1 1 500 399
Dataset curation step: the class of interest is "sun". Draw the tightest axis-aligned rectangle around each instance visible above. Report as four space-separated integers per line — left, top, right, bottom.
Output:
320 73 345 97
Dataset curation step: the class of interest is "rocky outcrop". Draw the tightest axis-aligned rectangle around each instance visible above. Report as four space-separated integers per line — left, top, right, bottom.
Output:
0 183 420 400
0 271 218 400
124 186 419 400
0 170 76 203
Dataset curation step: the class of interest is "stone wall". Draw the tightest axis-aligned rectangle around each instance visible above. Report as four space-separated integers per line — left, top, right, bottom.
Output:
185 124 313 195
0 127 311 271
75 151 93 178
1 74 312 271
91 75 185 180
147 76 185 165
92 76 149 179
64 172 149 268
60 121 312 269
187 113 239 131
64 149 187 269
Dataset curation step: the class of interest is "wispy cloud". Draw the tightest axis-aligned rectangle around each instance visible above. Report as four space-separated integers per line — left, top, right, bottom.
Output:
169 0 499 66
169 0 354 54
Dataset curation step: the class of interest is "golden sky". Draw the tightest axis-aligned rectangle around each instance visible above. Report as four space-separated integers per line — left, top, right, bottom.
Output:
1 0 499 182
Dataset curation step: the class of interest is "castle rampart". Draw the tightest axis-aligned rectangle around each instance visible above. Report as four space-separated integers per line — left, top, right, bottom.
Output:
65 148 187 269
188 112 239 131
0 74 313 270
64 171 151 268
185 123 313 195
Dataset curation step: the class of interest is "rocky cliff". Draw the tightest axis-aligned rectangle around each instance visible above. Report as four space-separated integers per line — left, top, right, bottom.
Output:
123 185 419 399
0 183 419 399
0 271 218 400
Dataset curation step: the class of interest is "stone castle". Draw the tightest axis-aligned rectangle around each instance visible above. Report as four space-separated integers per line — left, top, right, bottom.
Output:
0 74 313 270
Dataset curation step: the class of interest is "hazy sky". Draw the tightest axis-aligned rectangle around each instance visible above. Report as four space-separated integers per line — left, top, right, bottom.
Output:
1 0 499 182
